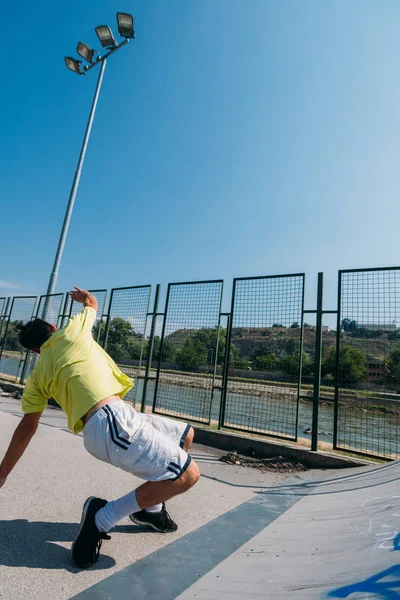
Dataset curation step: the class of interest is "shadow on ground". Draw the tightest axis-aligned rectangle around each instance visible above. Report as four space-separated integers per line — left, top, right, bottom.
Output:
0 519 143 572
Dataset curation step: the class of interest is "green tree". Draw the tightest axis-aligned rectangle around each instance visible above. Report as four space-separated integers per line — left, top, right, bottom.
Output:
290 322 300 329
151 336 176 363
3 323 21 351
106 318 134 345
388 329 400 341
253 354 277 371
128 338 145 360
322 345 367 384
281 351 312 376
175 337 208 371
387 348 400 383
100 318 144 363
341 318 358 333
229 344 249 369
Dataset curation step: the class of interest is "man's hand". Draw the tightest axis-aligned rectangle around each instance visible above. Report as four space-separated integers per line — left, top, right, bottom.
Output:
0 413 41 483
70 287 90 304
69 287 98 311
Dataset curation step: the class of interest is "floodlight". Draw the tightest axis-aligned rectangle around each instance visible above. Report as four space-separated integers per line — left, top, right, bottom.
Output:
77 42 96 63
117 13 135 38
64 57 84 74
95 25 117 48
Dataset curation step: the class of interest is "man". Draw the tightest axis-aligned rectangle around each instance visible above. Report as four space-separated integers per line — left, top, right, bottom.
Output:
0 287 200 569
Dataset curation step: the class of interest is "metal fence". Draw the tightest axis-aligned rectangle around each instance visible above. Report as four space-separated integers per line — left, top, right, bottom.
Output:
20 293 66 384
220 274 305 441
335 268 400 459
152 280 223 424
1 268 400 461
0 296 37 382
0 297 6 319
103 286 152 406
0 298 7 351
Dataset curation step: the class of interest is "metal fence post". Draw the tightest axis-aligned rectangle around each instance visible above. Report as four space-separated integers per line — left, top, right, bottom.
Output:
141 284 160 413
61 292 71 328
0 297 10 353
102 289 114 352
211 281 224 405
0 297 12 363
219 307 234 430
311 272 324 451
333 272 342 450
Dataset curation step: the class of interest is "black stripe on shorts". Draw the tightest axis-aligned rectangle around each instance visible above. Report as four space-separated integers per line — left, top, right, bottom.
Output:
103 405 131 450
170 455 192 481
179 424 191 448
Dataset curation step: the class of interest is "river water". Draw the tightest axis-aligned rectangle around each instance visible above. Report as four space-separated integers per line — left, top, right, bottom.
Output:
1 355 397 457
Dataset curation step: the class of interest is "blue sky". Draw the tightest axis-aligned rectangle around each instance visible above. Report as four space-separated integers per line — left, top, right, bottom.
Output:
1 0 400 315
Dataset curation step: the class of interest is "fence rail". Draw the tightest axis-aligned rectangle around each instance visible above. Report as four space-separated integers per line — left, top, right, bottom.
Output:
0 267 399 460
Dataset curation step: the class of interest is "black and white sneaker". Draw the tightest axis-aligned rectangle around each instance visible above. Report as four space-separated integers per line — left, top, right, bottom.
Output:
129 503 178 532
71 497 111 569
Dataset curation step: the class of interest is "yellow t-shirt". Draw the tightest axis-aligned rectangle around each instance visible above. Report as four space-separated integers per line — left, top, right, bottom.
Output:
21 307 133 434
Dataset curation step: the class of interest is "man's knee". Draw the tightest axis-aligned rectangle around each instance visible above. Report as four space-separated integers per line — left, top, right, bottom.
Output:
177 460 200 492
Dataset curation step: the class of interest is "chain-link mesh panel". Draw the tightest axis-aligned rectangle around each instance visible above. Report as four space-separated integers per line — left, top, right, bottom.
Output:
68 289 108 345
0 298 8 362
20 294 66 384
0 296 37 382
336 268 400 459
36 294 65 326
222 275 304 440
153 280 223 424
104 286 151 405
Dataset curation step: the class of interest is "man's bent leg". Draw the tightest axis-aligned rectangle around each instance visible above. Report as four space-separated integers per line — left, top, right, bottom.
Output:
135 459 200 509
94 460 200 534
83 405 199 536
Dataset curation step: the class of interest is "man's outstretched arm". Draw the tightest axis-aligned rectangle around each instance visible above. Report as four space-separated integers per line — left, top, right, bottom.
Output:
69 287 98 312
0 412 42 488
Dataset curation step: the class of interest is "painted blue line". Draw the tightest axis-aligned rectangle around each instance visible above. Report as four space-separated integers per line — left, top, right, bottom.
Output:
70 479 310 600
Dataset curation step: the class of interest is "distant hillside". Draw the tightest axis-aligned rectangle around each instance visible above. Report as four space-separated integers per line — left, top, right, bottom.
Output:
165 326 400 361
165 328 194 347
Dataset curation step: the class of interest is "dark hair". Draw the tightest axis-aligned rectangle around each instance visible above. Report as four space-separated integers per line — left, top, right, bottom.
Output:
16 319 54 350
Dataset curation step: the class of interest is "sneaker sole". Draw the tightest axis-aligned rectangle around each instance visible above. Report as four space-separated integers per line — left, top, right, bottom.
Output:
71 496 96 566
129 514 177 533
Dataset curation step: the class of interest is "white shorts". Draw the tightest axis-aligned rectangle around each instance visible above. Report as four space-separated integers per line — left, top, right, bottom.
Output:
83 400 192 482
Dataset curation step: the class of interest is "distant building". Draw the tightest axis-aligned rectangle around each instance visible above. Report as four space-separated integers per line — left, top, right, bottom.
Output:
304 325 331 332
360 323 396 332
367 358 388 380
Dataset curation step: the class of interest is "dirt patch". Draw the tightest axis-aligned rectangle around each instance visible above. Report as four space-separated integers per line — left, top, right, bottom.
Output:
219 450 309 473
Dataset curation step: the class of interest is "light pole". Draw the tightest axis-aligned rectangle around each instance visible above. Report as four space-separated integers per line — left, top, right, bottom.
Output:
42 13 135 320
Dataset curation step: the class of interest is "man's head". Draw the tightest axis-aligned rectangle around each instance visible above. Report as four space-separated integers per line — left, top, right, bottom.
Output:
17 320 57 354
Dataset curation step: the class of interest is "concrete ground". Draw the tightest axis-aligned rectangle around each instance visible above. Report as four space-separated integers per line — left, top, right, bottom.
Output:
1 396 399 599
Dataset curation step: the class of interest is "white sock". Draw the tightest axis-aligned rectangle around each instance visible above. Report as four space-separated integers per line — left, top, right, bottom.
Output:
145 503 163 513
95 489 141 533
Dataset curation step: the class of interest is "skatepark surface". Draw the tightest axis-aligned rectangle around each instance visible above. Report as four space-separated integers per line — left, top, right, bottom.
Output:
1 395 399 600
